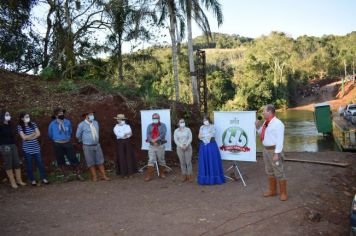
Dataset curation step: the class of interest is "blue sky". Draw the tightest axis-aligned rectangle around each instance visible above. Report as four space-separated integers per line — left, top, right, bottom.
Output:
192 0 356 38
32 0 356 53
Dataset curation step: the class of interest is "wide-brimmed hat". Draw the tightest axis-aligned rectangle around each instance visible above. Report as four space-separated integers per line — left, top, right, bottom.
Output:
114 114 127 120
82 111 95 117
53 107 66 115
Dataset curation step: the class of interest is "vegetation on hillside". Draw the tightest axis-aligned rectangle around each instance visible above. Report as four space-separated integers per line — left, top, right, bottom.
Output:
0 1 355 112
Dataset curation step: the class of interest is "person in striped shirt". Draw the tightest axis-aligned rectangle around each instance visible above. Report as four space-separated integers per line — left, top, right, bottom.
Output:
17 113 49 186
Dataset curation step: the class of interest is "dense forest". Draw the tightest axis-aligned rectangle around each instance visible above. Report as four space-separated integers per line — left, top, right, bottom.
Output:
1 0 355 111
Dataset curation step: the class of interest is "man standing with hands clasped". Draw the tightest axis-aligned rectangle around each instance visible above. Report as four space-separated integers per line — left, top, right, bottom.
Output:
145 113 167 181
255 104 287 201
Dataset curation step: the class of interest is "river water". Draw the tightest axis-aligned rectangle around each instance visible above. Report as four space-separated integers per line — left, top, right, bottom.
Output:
256 110 339 152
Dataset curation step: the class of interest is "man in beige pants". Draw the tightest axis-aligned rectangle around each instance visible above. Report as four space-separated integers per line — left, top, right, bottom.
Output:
256 104 287 201
145 113 167 181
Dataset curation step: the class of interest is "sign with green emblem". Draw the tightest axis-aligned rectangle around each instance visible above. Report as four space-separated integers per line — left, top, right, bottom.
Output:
214 111 256 161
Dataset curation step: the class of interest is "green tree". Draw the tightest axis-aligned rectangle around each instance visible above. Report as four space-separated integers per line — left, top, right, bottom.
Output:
181 0 223 106
104 0 156 81
0 0 40 72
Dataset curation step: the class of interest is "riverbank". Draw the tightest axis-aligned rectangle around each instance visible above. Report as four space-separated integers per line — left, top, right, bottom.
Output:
1 151 355 236
289 80 356 111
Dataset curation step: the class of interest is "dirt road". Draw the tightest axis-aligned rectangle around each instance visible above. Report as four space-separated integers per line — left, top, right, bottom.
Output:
1 152 355 236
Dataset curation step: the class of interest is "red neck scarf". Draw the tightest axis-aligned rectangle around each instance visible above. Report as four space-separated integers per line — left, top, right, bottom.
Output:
151 122 160 140
261 115 275 141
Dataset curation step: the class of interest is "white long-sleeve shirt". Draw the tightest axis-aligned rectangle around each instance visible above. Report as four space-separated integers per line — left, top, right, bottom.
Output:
199 124 215 144
257 117 284 153
113 124 132 139
173 127 192 148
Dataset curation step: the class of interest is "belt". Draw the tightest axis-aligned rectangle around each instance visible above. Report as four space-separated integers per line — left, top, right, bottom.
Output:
54 141 69 144
264 145 276 150
83 144 98 146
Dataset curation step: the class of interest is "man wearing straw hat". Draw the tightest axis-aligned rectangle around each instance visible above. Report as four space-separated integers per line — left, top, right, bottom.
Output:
113 114 137 178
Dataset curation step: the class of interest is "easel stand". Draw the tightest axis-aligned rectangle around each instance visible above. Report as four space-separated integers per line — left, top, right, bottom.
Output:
139 160 173 177
224 161 247 187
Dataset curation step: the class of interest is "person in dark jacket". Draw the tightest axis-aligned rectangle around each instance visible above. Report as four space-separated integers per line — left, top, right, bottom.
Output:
0 110 26 189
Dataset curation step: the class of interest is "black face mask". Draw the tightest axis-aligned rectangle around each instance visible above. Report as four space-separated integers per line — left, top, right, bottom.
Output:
58 115 65 120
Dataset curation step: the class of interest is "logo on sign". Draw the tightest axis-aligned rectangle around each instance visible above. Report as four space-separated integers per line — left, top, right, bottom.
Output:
220 126 250 153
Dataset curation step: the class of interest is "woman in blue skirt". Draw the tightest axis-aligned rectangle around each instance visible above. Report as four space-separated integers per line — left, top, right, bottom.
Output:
197 116 225 185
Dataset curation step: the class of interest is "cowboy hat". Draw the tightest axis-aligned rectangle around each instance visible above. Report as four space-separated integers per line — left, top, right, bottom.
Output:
114 114 127 120
53 107 66 115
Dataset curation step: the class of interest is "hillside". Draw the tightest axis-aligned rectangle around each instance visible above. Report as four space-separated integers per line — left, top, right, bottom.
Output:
0 69 200 168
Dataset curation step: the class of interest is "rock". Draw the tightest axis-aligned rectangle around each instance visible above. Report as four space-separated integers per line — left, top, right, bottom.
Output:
305 210 322 222
343 191 353 197
79 85 99 95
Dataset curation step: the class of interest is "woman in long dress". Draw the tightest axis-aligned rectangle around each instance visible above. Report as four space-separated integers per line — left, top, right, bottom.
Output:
197 116 225 185
113 114 137 178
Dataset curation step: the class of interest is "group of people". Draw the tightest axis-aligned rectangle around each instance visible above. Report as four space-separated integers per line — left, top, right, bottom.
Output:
0 104 287 201
144 113 225 185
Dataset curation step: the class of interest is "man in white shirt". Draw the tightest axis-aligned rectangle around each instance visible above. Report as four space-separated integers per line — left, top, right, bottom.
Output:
255 104 287 201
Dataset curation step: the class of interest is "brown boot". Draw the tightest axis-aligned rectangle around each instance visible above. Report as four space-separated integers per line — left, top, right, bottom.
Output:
158 165 166 179
181 175 187 182
5 170 18 189
98 165 110 181
145 166 154 181
89 166 98 182
14 169 26 186
187 175 194 183
279 179 287 201
263 176 277 197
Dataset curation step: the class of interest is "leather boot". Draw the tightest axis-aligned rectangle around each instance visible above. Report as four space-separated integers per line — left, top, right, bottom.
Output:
98 165 110 181
158 165 166 179
14 169 26 186
145 166 154 181
187 175 194 183
181 175 187 182
279 179 287 201
263 176 277 197
6 170 18 189
89 166 98 182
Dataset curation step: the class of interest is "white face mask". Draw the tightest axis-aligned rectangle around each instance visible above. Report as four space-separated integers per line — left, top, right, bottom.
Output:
120 120 125 125
4 115 11 121
203 120 209 125
179 122 185 128
24 117 30 123
88 115 94 121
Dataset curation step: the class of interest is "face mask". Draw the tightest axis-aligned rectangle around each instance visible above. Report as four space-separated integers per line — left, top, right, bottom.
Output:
120 120 125 125
4 115 11 121
152 119 159 124
203 120 209 126
88 115 94 121
179 122 185 128
24 117 30 123
58 115 65 120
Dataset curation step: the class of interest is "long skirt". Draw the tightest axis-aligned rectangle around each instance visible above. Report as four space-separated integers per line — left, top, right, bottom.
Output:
116 139 138 177
197 141 225 185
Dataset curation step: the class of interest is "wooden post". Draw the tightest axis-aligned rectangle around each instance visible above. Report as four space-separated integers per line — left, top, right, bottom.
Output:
353 60 355 84
342 59 346 97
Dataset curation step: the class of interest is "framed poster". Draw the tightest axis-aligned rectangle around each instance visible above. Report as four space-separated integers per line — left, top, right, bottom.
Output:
214 111 256 162
140 109 172 151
